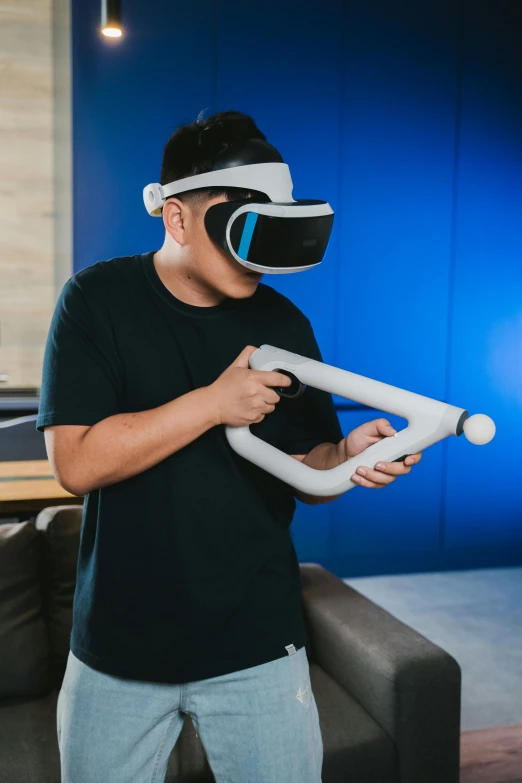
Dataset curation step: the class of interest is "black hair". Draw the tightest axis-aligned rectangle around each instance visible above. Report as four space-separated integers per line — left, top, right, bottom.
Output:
159 109 272 212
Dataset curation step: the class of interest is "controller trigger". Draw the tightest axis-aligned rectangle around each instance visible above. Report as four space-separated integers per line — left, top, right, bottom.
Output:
272 369 306 400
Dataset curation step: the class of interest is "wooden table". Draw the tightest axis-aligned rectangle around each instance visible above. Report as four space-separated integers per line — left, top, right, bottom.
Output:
0 460 83 514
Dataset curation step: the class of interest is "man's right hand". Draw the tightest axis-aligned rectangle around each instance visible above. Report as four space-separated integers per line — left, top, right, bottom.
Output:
207 345 292 427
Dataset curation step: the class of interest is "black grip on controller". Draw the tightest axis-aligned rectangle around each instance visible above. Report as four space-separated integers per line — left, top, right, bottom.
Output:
271 370 306 400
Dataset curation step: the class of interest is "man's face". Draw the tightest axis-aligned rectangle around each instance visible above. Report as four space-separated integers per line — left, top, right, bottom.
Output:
181 193 263 300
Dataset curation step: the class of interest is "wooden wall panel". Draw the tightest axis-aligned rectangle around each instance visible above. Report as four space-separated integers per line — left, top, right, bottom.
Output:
0 0 54 389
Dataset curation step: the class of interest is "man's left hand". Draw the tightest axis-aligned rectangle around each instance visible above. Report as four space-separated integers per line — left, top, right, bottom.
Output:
338 418 422 489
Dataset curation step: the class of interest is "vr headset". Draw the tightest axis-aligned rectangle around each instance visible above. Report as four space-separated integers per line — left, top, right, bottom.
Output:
143 138 334 274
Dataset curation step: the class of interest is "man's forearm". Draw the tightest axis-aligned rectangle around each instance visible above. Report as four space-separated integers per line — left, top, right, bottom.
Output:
295 441 344 505
62 386 219 496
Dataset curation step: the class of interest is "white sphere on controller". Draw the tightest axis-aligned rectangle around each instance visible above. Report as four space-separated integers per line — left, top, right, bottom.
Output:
463 414 496 445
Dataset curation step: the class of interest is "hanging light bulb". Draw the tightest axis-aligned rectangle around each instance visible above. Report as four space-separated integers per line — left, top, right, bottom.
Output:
101 0 122 38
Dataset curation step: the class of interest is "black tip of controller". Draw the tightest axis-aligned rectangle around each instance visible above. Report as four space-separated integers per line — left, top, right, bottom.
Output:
456 410 468 436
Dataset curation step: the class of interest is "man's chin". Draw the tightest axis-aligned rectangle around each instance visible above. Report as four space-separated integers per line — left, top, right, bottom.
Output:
229 274 262 299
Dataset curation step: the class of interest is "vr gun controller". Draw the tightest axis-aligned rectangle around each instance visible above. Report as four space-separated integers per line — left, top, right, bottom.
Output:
224 345 496 497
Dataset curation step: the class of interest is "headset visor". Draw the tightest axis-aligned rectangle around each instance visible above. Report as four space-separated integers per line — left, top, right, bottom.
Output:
205 200 334 271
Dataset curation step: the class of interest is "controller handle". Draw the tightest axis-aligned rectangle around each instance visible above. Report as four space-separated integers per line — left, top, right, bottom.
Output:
224 345 495 497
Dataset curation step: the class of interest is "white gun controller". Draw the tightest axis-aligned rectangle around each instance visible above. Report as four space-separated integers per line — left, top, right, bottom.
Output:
224 344 496 497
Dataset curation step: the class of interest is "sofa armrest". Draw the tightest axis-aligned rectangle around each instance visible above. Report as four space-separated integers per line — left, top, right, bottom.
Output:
299 563 461 783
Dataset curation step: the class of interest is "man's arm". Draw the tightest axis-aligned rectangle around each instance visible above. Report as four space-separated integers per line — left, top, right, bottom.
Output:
45 386 220 497
290 442 344 505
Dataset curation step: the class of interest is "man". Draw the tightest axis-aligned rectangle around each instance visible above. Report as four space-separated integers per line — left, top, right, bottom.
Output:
37 109 421 782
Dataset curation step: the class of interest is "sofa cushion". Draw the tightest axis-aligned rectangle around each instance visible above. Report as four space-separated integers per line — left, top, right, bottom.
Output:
35 506 82 687
0 521 51 701
165 714 216 782
0 690 60 783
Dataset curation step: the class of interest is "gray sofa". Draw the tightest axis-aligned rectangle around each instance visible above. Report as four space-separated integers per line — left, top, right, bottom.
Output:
0 506 461 782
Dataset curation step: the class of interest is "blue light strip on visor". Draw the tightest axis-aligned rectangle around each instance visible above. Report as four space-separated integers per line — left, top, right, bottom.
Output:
238 212 259 259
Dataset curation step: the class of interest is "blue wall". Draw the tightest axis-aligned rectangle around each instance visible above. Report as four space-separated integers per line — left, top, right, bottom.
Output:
71 0 522 577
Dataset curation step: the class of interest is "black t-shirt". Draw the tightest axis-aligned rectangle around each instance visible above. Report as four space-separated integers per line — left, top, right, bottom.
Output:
36 251 343 684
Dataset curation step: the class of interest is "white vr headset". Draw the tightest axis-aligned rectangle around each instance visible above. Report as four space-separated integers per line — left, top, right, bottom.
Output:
142 139 334 274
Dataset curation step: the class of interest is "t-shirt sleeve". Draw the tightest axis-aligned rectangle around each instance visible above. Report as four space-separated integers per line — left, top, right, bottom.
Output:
36 276 123 432
275 317 344 456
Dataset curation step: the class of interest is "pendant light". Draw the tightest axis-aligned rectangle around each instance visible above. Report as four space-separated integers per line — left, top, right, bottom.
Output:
101 0 122 38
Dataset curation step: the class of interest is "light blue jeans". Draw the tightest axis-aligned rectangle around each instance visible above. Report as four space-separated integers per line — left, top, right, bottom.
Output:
57 646 323 782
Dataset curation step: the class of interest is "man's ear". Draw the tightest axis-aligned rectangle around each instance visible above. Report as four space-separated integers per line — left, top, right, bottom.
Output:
162 198 186 245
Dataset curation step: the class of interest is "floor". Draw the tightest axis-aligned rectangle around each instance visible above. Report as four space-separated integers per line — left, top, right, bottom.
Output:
460 723 522 783
343 566 522 732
